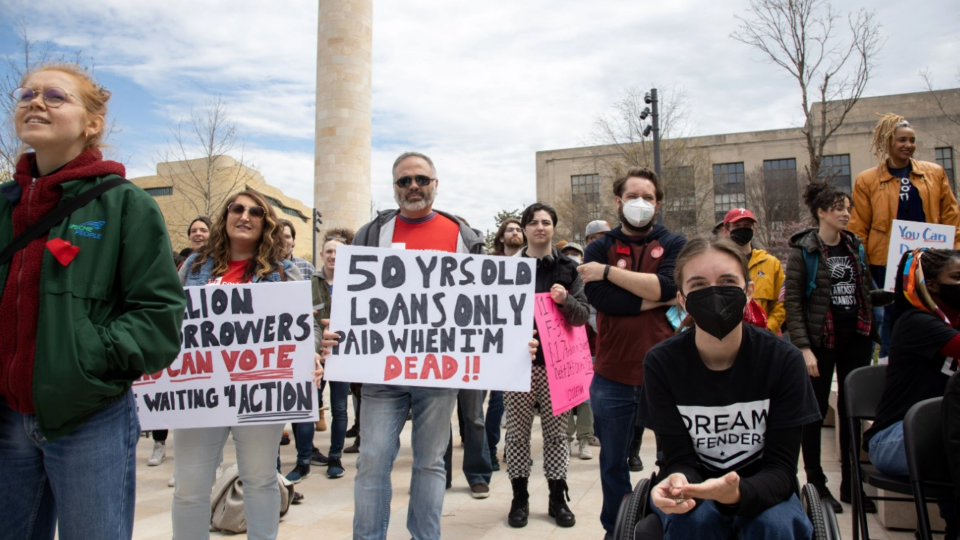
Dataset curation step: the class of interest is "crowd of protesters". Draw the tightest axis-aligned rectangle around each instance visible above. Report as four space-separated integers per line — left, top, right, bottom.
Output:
1 62 959 540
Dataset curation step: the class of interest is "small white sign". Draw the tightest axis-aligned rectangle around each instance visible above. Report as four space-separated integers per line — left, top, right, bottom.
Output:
883 220 957 291
134 281 317 430
325 245 536 391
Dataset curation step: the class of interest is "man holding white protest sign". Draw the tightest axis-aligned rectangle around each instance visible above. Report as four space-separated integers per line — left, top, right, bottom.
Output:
505 202 589 529
326 151 536 540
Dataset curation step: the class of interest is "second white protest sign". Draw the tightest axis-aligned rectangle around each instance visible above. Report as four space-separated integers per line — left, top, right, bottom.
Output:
326 245 536 391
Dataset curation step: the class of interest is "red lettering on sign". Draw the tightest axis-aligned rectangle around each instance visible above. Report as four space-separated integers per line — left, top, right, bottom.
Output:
384 355 402 381
277 344 296 368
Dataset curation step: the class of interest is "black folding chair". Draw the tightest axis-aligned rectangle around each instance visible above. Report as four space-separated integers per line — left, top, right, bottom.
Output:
844 365 917 540
903 397 955 540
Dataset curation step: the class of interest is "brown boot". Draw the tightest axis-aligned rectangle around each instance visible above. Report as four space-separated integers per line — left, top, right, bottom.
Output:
315 409 328 432
344 436 360 454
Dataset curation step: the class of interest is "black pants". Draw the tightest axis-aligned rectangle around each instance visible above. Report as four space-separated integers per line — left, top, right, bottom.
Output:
801 323 871 491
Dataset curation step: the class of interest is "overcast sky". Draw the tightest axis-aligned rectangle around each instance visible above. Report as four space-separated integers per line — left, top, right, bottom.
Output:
1 0 957 235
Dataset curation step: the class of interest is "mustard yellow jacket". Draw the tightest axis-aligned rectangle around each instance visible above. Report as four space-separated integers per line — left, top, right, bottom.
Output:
849 158 960 266
749 248 786 333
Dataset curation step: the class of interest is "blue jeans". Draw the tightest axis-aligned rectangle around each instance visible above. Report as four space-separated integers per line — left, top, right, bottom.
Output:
353 384 458 540
868 421 908 477
292 421 315 465
485 390 504 460
652 495 813 540
444 389 492 486
0 391 139 540
173 423 284 540
591 372 644 533
328 381 350 459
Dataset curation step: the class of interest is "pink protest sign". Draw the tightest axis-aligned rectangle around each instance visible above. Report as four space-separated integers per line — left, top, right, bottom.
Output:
532 292 593 416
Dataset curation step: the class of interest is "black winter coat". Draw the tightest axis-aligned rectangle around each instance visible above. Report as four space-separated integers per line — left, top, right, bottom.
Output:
784 228 881 349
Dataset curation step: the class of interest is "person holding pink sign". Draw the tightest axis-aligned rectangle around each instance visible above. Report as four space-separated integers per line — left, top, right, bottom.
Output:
505 202 589 529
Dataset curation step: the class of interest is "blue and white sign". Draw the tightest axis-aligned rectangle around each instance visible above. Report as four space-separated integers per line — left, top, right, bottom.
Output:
883 219 957 291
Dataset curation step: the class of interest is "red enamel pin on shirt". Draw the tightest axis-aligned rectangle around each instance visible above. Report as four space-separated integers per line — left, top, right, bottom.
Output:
650 246 664 259
46 238 80 266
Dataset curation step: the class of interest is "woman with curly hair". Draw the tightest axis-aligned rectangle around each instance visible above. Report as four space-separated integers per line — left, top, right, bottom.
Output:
849 113 960 360
0 63 186 539
172 189 306 540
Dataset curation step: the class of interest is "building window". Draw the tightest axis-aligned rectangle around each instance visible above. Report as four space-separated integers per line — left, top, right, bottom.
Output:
571 174 600 204
763 159 799 222
663 166 698 234
713 162 745 223
819 154 851 194
144 187 172 197
936 147 956 194
265 195 308 222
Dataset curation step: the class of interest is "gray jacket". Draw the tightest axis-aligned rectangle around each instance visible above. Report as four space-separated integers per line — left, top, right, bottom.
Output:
354 209 485 254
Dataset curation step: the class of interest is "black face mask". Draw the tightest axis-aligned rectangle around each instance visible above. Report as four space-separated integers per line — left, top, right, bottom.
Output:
729 227 754 246
683 286 747 340
936 283 960 312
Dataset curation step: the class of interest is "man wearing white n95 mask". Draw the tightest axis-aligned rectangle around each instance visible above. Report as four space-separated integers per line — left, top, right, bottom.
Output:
575 166 687 539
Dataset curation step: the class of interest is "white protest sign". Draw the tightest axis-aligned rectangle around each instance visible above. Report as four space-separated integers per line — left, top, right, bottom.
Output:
325 245 536 391
883 219 956 291
134 281 317 430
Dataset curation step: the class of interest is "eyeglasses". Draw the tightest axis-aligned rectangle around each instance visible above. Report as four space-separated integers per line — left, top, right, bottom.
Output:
326 235 348 242
504 227 522 233
10 87 78 108
227 202 265 219
394 175 434 188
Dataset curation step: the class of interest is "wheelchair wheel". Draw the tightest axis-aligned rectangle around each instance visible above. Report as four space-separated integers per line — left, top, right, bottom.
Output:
613 478 651 540
801 483 834 540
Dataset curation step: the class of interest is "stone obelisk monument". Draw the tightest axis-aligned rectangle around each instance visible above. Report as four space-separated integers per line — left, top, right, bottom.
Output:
315 0 373 251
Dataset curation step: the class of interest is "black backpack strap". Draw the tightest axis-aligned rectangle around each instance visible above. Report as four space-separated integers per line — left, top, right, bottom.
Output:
0 175 130 267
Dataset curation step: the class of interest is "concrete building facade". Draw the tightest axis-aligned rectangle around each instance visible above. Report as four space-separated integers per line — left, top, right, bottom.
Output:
314 0 373 252
131 156 314 260
537 89 960 245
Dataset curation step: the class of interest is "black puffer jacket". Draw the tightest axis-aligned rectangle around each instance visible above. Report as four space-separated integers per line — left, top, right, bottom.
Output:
784 228 881 349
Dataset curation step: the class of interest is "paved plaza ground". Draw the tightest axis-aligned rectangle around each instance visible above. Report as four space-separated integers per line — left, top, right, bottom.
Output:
130 402 922 539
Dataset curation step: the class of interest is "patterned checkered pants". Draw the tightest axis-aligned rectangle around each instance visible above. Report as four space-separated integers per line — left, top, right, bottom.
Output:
504 364 571 480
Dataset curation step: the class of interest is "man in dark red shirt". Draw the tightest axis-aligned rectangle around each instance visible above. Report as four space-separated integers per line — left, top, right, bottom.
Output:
577 167 687 539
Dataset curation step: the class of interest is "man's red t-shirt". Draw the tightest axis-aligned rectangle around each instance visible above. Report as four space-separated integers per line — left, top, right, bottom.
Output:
392 213 460 252
207 259 250 285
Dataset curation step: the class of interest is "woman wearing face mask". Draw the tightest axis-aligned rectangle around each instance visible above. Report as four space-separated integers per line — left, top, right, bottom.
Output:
849 114 960 362
641 238 820 540
864 247 960 475
784 181 884 514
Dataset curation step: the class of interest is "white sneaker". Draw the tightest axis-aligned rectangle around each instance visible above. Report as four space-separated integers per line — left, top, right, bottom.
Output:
148 442 166 466
578 439 594 460
168 476 176 487
568 440 578 457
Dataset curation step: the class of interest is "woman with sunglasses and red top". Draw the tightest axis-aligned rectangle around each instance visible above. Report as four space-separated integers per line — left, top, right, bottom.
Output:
0 64 186 539
173 190 309 540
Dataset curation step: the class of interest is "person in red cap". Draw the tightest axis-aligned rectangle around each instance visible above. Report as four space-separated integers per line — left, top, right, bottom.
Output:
718 208 786 334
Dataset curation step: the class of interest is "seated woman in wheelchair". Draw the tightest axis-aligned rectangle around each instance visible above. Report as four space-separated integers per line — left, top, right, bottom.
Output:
640 238 821 540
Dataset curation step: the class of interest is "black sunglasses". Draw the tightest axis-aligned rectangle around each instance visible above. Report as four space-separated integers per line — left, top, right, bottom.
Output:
395 175 434 188
227 202 265 219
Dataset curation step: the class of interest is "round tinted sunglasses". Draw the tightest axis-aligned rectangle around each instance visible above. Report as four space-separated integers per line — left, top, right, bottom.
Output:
11 87 78 108
395 175 434 188
227 202 265 219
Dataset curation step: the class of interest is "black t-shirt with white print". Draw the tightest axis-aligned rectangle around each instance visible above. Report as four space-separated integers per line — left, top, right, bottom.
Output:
824 241 859 320
640 324 820 516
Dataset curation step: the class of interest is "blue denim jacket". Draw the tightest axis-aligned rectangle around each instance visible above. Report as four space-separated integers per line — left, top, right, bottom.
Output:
180 254 295 286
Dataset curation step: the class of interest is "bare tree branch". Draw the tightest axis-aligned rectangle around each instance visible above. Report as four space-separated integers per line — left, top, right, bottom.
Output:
155 96 250 246
731 0 883 181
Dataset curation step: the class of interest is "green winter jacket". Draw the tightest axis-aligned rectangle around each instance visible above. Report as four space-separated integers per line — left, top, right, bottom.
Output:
0 175 186 440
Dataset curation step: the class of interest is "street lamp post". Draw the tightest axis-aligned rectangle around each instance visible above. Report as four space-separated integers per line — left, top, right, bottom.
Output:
641 88 662 222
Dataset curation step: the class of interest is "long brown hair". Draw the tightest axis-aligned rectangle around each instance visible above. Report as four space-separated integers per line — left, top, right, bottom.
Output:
191 190 286 281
